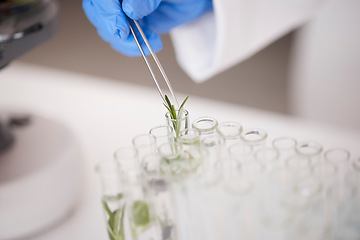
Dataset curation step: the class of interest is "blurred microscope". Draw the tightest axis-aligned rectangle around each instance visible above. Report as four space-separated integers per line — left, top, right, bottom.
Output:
0 1 82 239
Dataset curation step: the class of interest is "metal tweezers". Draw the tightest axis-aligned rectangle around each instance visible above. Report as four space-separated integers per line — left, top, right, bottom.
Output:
127 18 179 108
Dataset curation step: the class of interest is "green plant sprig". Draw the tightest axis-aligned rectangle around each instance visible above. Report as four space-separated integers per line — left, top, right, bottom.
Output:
163 95 189 137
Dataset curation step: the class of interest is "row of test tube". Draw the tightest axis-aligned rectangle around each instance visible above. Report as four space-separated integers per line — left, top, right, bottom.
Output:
97 110 360 240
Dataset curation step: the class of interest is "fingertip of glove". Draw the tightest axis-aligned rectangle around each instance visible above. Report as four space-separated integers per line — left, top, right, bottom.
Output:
113 29 129 41
120 29 129 40
122 2 141 20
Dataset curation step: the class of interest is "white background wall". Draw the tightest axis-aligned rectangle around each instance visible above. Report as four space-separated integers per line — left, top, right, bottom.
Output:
290 0 360 131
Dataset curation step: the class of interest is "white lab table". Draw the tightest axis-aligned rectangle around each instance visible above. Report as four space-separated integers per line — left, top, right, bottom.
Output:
0 63 359 240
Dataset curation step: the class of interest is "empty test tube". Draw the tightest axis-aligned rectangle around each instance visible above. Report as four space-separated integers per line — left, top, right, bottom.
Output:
149 125 174 147
192 116 218 138
132 133 157 162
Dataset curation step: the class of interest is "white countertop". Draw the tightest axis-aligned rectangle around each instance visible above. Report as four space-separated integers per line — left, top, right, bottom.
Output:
1 62 359 239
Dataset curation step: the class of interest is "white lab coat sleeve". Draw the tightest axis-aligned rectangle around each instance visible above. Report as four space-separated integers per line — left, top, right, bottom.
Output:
169 0 324 83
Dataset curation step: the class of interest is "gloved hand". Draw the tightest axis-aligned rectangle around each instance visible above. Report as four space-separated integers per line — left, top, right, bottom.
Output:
82 0 213 56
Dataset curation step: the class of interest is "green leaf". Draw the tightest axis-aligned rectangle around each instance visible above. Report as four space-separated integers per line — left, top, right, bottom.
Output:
165 95 172 111
179 96 189 111
106 210 117 240
113 209 122 235
103 200 113 217
163 103 171 113
170 104 176 119
163 95 189 137
102 195 126 240
132 201 150 227
119 204 126 240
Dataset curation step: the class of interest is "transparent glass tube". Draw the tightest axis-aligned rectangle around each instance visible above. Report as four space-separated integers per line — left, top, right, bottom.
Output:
96 159 121 196
241 128 267 144
312 162 338 239
132 134 157 162
345 171 360 226
96 159 160 240
148 178 178 240
142 153 161 178
194 149 220 187
349 157 360 210
95 160 127 240
326 181 357 236
217 121 243 157
254 147 280 172
260 169 293 235
158 142 188 177
149 125 174 148
295 141 323 165
353 157 360 172
217 158 252 195
284 175 322 210
312 162 338 189
191 116 218 138
201 135 224 172
141 152 180 240
228 142 253 162
165 109 189 138
240 160 265 188
272 137 297 166
114 147 140 174
324 148 351 182
126 182 161 240
285 155 312 178
178 129 201 151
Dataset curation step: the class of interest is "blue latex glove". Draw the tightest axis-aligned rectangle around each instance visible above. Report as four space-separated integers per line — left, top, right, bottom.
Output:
83 0 213 56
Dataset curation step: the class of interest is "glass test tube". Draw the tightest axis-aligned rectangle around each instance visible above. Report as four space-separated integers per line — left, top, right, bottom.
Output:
96 160 127 240
272 137 297 166
165 109 189 138
228 142 253 162
254 147 280 172
149 125 174 148
241 128 267 150
158 142 188 177
295 141 323 166
114 147 140 174
132 134 157 163
285 155 312 178
217 121 243 158
192 116 218 138
324 148 351 183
